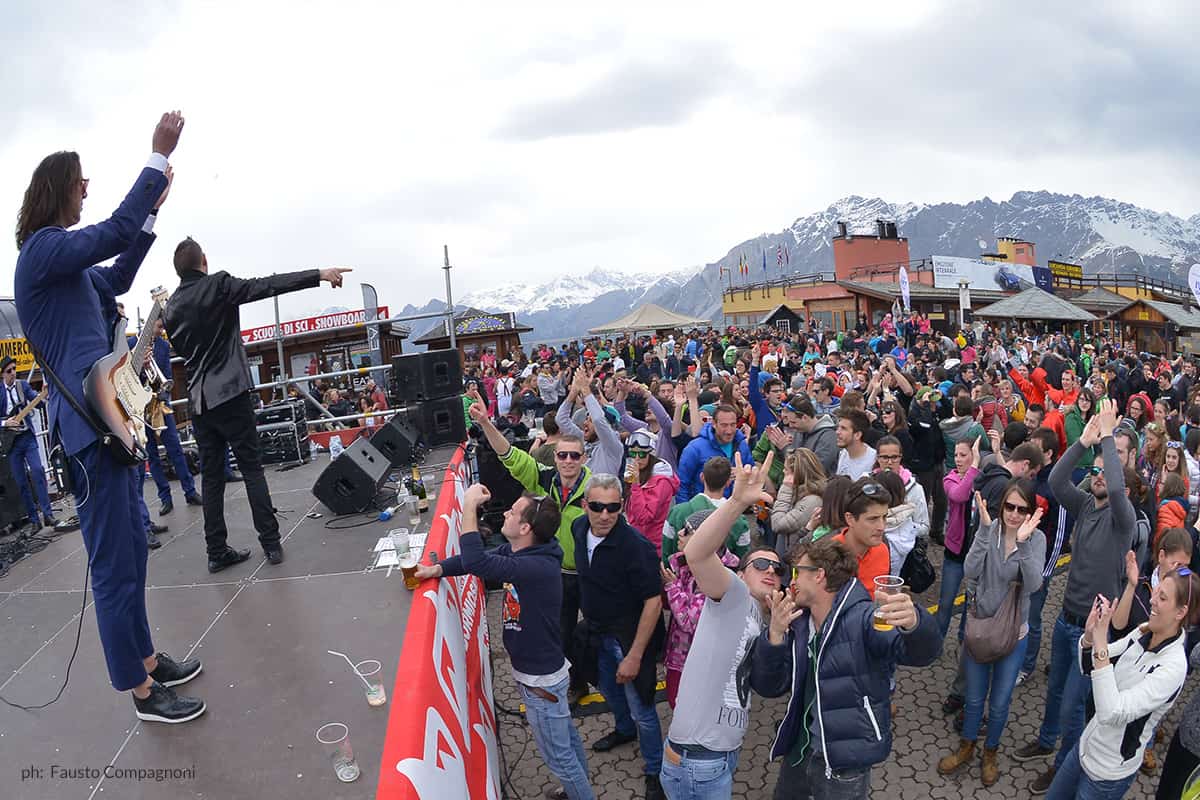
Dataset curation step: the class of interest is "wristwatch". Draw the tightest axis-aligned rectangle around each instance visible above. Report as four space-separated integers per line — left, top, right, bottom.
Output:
1094 647 1109 661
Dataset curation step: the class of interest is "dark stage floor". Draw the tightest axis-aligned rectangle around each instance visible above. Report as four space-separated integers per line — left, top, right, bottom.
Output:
0 447 458 800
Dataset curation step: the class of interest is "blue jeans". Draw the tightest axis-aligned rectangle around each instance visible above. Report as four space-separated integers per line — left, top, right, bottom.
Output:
147 412 197 505
518 676 594 800
1045 743 1136 800
597 635 663 776
1037 614 1092 769
1023 585 1048 674
936 557 965 638
661 742 737 800
8 430 54 524
963 636 1028 749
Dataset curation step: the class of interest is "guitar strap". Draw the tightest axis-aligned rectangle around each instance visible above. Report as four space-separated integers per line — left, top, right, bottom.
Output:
24 339 146 467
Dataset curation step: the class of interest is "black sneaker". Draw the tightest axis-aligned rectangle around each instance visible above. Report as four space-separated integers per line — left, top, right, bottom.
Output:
264 545 284 565
1030 766 1056 794
147 531 162 550
149 522 168 535
941 694 964 715
149 652 202 688
133 681 206 724
593 730 637 752
160 500 174 516
1013 741 1055 762
185 493 203 506
43 516 60 529
208 547 252 573
645 774 665 800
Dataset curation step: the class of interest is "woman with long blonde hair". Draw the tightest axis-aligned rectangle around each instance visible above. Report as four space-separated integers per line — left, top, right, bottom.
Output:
771 448 827 555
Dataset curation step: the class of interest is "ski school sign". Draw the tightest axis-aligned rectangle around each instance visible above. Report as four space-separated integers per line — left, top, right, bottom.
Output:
239 307 388 344
377 445 501 800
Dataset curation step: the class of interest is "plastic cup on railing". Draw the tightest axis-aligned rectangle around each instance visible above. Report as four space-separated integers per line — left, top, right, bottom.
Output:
316 722 360 782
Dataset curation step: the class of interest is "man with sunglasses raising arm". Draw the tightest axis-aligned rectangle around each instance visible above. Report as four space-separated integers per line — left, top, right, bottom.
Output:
1015 397 1136 794
659 452 782 799
469 401 593 705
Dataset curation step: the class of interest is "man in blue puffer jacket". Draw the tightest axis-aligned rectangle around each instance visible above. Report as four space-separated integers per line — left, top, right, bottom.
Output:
751 536 943 798
675 405 754 504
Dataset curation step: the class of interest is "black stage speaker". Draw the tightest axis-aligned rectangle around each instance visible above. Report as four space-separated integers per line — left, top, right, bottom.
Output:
371 415 423 467
391 349 463 405
475 435 532 516
410 395 467 448
0 456 24 529
311 437 390 515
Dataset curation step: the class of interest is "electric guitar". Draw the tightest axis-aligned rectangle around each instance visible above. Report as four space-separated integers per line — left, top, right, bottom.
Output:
82 287 169 454
0 387 48 456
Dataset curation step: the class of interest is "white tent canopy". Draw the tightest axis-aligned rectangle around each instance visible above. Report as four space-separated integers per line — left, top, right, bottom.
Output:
588 303 713 334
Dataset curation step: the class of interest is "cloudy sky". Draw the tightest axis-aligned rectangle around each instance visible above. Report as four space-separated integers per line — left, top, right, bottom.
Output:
2 0 1198 329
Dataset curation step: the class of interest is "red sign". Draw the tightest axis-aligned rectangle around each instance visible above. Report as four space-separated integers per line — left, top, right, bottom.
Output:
376 445 500 799
239 306 389 344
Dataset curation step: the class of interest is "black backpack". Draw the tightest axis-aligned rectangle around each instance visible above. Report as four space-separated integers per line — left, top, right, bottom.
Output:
901 537 937 594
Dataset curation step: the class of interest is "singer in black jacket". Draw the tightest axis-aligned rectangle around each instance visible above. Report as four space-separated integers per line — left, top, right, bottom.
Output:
163 237 350 572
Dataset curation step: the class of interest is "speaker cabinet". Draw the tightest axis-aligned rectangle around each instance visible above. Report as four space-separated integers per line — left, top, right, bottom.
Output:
311 437 390 515
391 349 463 405
475 435 532 514
371 415 423 467
0 455 24 529
410 395 467 448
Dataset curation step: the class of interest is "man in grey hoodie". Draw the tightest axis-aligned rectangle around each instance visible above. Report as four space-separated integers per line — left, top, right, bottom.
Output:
789 396 838 476
1013 398 1135 794
939 394 987 471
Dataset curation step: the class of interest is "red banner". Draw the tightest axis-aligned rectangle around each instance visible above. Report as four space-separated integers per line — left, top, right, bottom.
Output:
239 306 389 344
376 445 501 800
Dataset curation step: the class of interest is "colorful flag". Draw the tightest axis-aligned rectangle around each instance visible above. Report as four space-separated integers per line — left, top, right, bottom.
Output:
777 245 783 268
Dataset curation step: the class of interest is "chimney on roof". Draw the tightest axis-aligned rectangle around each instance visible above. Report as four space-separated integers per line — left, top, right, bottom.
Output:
836 221 848 238
886 221 898 239
876 219 887 239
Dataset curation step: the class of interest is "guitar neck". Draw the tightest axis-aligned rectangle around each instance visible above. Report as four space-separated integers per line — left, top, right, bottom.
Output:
130 301 163 370
11 390 47 424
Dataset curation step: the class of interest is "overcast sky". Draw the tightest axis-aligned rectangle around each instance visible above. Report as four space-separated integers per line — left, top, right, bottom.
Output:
2 0 1198 329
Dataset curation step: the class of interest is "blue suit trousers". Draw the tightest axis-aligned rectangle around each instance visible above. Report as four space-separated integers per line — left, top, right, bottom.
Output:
8 430 54 524
146 411 196 505
69 441 154 691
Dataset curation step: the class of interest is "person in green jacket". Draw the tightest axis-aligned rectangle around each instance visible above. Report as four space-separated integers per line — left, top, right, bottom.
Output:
468 401 593 699
661 455 751 564
1063 387 1098 483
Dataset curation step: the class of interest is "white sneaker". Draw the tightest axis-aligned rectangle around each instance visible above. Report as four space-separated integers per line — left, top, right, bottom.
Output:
1015 669 1032 686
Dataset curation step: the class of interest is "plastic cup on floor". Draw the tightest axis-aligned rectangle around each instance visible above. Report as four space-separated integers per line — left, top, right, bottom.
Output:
316 722 360 782
356 659 387 707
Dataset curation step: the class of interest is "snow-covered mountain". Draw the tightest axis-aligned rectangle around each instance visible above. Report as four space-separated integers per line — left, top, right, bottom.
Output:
403 190 1200 346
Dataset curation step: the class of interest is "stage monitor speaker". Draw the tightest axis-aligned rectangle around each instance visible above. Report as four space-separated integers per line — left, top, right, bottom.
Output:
411 395 467 449
475 435 532 514
0 456 24 529
311 437 390 515
391 349 463 405
371 414 422 467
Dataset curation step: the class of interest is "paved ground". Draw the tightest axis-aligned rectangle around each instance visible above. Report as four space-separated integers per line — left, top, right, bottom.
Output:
492 546 1196 799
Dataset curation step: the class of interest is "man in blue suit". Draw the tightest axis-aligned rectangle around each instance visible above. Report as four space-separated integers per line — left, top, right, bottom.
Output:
0 355 58 530
13 111 205 724
128 316 203 516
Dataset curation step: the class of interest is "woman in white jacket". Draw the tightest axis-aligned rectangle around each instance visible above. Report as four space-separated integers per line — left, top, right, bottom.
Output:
1046 567 1200 800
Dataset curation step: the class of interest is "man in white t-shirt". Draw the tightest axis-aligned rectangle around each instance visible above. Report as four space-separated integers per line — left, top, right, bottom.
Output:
835 409 877 480
661 452 781 800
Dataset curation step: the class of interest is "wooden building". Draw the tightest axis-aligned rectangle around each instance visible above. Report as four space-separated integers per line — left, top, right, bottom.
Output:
413 307 532 370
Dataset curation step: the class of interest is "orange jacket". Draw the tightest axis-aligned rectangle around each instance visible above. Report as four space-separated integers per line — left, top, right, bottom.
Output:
1009 366 1047 408
1042 407 1068 455
1154 498 1188 552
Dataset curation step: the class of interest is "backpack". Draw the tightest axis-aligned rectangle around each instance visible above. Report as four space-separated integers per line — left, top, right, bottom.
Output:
900 536 936 594
1131 508 1151 573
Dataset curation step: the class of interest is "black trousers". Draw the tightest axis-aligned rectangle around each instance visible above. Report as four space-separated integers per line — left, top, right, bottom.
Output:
915 465 947 538
1158 728 1200 800
561 572 586 692
193 393 279 558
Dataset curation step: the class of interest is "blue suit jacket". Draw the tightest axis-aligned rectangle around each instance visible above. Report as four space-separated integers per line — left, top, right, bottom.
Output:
14 166 167 455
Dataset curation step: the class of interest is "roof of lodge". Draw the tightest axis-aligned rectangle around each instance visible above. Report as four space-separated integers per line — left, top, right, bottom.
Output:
972 287 1097 322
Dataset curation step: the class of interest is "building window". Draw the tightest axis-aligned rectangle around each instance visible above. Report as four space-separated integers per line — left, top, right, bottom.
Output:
776 319 791 334
812 311 834 331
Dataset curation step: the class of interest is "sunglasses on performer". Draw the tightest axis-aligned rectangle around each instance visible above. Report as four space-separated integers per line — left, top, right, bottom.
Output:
587 501 621 514
555 451 584 461
747 557 787 577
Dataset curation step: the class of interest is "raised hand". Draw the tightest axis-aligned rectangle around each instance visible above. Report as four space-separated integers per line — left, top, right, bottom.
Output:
731 451 774 508
468 401 489 424
766 589 805 645
1016 506 1043 542
463 483 491 509
971 435 982 469
1079 413 1102 447
974 490 992 528
1096 398 1118 438
151 110 185 157
1124 550 1140 588
154 165 174 210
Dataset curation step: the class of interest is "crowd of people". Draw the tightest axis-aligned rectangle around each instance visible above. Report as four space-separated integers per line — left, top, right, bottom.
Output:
419 318 1200 800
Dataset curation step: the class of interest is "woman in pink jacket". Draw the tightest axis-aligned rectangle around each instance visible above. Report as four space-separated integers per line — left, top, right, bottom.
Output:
623 429 679 556
939 436 981 637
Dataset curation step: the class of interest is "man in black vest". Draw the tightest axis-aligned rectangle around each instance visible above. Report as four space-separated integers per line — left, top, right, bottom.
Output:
163 237 349 572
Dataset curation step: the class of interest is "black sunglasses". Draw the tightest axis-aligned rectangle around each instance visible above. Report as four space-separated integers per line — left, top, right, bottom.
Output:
1003 502 1031 515
747 557 787 577
587 501 621 514
556 451 584 461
